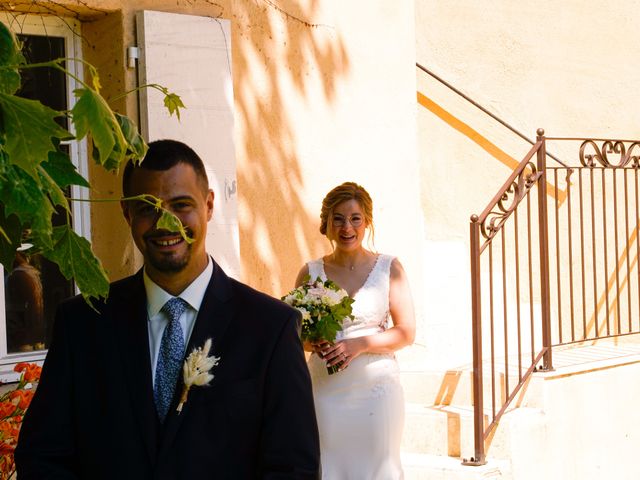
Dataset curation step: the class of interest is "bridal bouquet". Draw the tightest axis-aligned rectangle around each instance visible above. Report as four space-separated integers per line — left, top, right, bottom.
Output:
282 276 355 374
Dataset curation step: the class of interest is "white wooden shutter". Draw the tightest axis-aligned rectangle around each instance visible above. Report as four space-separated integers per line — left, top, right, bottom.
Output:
136 11 240 279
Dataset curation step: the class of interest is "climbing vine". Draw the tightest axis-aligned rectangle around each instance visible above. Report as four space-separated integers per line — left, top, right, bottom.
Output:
0 21 185 305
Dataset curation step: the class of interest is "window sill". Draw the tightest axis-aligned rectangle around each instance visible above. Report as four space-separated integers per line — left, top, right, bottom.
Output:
0 356 44 383
0 368 20 384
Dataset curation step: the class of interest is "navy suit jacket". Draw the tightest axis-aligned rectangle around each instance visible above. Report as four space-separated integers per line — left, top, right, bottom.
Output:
15 260 320 479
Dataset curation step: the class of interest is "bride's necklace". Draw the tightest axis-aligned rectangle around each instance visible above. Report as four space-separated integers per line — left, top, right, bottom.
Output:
333 253 366 271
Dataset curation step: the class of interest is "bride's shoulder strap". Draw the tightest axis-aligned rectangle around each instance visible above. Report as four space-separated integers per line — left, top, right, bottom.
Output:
307 258 325 280
378 253 395 274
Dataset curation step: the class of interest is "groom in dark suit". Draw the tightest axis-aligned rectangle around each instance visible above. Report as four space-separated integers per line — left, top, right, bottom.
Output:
15 140 320 479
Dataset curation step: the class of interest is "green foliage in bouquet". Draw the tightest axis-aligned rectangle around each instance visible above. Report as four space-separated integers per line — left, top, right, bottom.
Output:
282 275 355 343
0 22 186 305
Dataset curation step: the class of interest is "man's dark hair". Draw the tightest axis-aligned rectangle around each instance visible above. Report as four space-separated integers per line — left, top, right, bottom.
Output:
122 139 209 197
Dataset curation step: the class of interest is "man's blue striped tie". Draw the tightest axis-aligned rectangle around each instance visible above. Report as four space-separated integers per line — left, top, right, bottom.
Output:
154 297 188 423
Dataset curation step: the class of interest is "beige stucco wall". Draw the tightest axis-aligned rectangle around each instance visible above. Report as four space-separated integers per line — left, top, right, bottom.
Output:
5 1 424 321
416 0 640 367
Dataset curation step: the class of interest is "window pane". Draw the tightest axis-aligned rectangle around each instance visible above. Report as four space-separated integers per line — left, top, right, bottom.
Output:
4 35 74 353
16 34 68 129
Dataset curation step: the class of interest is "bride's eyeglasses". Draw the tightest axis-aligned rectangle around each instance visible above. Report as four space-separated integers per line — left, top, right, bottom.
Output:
332 215 364 228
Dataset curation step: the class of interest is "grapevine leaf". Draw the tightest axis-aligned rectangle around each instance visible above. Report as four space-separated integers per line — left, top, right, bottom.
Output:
41 224 109 306
38 165 69 210
156 210 193 243
122 195 189 241
163 92 185 120
0 22 23 95
72 88 125 171
0 92 72 179
114 113 147 165
0 161 54 249
90 138 119 172
41 149 90 189
0 205 22 272
90 113 146 171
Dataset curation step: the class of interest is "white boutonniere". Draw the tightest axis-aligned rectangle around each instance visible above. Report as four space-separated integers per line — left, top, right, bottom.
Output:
177 338 220 413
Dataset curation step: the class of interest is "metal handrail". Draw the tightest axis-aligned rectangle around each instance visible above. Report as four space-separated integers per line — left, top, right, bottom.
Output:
416 62 569 168
466 130 552 465
467 131 640 465
477 142 541 224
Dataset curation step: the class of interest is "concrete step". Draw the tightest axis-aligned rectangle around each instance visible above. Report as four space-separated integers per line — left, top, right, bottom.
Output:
400 338 640 480
401 403 476 458
401 452 512 480
402 403 546 460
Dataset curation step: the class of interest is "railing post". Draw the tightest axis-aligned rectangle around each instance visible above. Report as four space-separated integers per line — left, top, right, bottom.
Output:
536 128 553 371
463 215 487 466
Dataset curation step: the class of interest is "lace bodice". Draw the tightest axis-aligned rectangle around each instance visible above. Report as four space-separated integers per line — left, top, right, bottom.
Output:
307 254 394 341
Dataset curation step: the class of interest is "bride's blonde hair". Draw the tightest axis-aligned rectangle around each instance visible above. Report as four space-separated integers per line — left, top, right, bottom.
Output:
319 182 376 250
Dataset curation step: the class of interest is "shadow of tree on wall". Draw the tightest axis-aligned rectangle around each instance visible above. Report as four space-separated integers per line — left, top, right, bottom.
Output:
230 0 349 295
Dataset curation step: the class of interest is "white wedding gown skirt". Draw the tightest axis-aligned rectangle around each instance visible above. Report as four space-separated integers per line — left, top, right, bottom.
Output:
307 254 405 480
308 352 404 480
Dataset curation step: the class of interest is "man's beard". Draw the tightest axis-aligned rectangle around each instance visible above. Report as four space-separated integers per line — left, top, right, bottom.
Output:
148 245 191 273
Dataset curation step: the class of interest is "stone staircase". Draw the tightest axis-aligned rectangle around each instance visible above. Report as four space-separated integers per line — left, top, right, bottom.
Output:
398 339 640 480
399 365 518 480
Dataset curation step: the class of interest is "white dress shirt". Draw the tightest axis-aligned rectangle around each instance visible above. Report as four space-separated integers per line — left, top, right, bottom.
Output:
144 258 214 388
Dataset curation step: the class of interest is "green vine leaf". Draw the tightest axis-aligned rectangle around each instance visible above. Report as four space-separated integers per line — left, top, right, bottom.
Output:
115 113 148 164
72 87 125 171
163 92 185 120
156 209 193 244
123 194 193 244
40 224 109 306
0 22 23 95
0 25 181 304
38 165 69 210
0 160 54 249
0 205 23 272
91 113 146 171
42 149 90 189
0 92 72 180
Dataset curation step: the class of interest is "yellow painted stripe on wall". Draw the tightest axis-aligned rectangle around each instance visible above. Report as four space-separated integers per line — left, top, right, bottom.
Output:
417 91 566 203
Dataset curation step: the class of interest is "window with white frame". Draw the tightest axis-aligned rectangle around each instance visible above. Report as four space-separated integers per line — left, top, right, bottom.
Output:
0 14 89 381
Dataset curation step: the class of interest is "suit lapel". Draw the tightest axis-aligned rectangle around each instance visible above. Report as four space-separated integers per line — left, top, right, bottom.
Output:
113 272 158 465
159 260 234 454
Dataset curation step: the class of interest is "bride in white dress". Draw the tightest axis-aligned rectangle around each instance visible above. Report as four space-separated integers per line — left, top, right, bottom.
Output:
295 182 415 480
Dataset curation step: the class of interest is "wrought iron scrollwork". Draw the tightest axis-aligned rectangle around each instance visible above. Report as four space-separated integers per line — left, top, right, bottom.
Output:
579 139 640 168
479 162 541 243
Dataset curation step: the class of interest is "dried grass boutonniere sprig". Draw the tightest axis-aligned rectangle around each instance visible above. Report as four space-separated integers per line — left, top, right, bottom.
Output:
177 338 220 413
